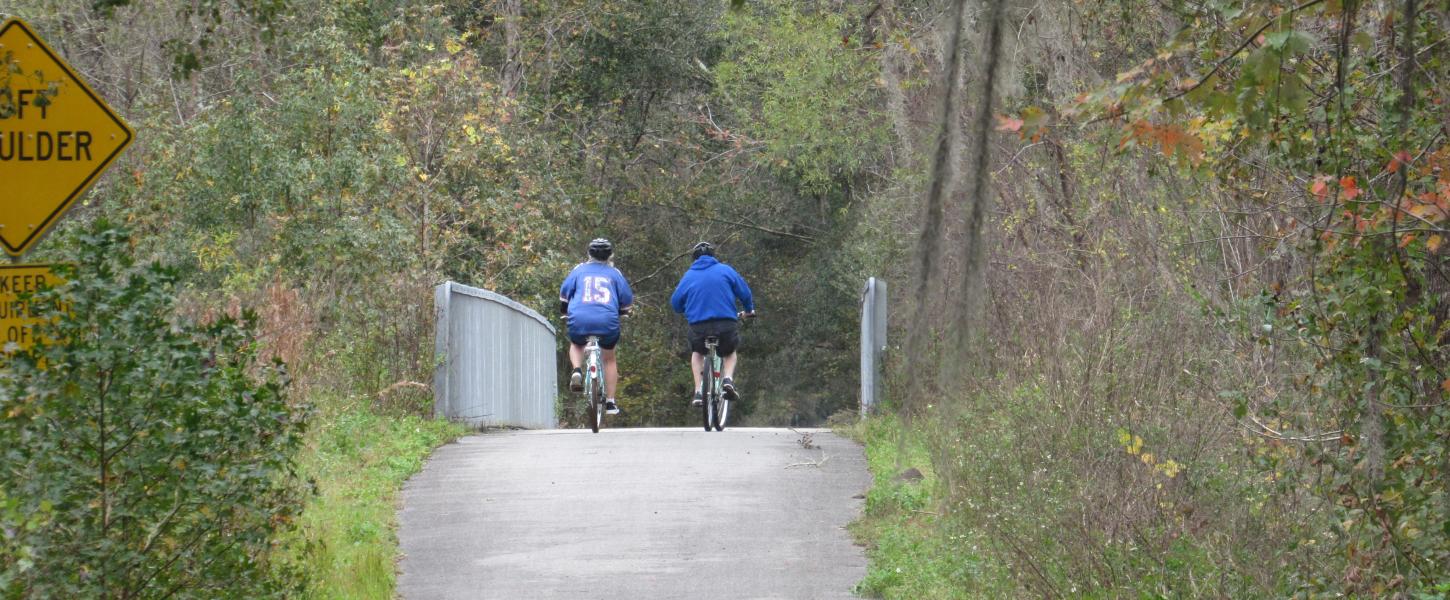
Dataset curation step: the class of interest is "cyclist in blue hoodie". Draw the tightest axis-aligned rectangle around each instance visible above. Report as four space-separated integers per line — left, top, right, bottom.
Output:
560 238 634 415
670 241 756 407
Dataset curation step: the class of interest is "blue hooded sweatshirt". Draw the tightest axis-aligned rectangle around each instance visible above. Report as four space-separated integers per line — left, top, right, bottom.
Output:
670 256 754 324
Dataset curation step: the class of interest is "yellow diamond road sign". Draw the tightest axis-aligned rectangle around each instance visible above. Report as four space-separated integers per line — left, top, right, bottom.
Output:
1 17 134 257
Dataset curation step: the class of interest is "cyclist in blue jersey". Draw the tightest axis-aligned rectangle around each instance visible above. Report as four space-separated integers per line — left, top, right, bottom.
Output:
670 241 755 407
559 238 634 415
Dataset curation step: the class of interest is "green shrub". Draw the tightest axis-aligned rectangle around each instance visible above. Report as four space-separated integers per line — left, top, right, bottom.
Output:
0 225 309 598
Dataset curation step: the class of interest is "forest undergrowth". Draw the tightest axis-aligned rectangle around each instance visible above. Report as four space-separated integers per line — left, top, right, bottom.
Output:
853 137 1323 597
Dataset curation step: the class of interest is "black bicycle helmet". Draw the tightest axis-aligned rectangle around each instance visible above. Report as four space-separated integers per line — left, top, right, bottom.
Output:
691 241 715 260
588 238 613 261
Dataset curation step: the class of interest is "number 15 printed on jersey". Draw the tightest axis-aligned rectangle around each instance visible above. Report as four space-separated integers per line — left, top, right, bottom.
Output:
581 275 613 304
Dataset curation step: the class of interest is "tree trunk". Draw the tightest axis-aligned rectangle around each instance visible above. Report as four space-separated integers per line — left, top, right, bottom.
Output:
903 0 969 414
947 0 1010 369
500 0 524 119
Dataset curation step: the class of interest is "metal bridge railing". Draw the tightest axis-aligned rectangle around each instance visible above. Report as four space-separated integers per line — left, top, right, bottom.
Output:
433 282 557 428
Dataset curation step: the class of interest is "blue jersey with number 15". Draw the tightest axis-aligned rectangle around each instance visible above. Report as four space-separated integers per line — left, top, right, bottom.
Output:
560 262 634 335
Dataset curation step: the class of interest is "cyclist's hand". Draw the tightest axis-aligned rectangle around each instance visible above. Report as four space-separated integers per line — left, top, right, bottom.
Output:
620 305 633 318
738 310 757 320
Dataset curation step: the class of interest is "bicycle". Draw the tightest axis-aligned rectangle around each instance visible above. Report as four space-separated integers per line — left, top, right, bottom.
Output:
700 311 753 432
581 335 606 433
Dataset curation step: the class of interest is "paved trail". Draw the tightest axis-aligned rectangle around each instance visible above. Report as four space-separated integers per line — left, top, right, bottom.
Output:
397 427 870 600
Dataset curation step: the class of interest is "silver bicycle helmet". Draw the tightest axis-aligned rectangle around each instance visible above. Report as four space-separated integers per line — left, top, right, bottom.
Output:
588 238 613 261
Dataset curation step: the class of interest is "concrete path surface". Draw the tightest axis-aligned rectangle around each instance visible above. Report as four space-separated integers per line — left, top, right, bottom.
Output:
397 427 870 600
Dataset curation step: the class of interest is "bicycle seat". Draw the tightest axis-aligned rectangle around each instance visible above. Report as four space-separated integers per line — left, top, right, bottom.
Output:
703 335 720 343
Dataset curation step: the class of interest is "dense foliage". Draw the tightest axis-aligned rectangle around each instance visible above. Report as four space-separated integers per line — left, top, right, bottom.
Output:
0 225 308 598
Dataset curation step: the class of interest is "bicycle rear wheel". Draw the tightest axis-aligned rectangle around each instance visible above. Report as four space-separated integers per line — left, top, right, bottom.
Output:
596 378 606 432
711 354 727 431
702 395 714 432
715 397 729 432
701 366 714 432
587 377 601 434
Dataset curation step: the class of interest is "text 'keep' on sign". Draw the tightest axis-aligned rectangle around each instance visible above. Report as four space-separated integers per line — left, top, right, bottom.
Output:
0 263 67 353
1 17 134 257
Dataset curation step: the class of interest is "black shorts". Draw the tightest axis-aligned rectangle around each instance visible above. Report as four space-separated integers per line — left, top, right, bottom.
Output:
688 319 740 356
568 330 620 350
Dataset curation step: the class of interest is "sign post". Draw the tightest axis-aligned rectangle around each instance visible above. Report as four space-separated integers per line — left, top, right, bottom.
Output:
860 277 887 417
1 17 134 258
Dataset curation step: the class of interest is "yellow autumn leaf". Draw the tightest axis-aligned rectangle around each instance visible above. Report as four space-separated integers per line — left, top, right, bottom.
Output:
1409 203 1444 221
1427 234 1443 252
1158 459 1182 478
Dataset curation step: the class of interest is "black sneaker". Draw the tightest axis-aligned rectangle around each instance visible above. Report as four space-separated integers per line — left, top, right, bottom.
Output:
721 377 739 401
605 399 620 415
691 391 703 407
569 369 583 392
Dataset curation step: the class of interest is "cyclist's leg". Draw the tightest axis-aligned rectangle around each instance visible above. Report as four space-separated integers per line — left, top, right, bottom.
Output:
566 332 586 391
716 322 742 399
598 333 622 413
565 329 588 369
597 349 614 391
599 332 620 399
601 349 617 396
690 352 705 390
687 322 708 394
568 343 585 369
718 322 742 380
